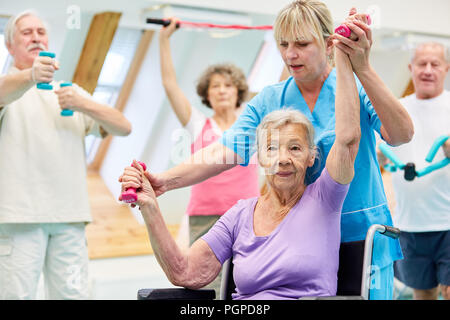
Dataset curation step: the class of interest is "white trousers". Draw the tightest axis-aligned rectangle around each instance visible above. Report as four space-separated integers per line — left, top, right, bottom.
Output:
0 223 90 300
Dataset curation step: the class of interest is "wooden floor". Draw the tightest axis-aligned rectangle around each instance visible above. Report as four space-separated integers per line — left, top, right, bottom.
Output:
85 172 178 259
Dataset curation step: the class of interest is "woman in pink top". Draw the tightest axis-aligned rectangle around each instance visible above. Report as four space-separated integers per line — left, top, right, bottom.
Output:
158 18 260 295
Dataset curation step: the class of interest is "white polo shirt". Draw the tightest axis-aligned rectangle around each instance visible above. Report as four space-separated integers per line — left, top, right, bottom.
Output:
0 67 103 223
391 91 450 232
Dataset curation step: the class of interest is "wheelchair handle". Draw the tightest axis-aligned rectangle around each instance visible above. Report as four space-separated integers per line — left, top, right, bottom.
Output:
379 225 401 239
361 224 401 300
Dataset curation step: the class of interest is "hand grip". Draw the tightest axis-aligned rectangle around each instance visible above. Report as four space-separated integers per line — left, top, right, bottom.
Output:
36 51 55 90
381 225 401 239
425 135 449 163
334 14 371 40
378 143 406 170
59 82 74 116
146 18 180 28
121 161 147 203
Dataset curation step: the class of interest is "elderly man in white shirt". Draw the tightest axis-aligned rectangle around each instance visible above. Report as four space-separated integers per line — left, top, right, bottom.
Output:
379 42 450 300
0 10 131 299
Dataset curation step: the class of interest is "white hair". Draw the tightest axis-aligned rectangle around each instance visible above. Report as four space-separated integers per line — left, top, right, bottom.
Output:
4 9 49 46
256 108 317 157
410 41 450 64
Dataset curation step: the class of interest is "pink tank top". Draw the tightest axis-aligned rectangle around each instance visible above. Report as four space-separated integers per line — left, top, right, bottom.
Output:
185 119 260 216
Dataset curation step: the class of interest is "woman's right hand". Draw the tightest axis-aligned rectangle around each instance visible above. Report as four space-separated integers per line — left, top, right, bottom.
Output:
159 17 179 40
118 160 158 209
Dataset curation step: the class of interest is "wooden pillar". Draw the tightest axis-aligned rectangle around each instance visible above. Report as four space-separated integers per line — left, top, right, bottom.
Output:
402 79 415 97
88 29 155 172
72 12 122 94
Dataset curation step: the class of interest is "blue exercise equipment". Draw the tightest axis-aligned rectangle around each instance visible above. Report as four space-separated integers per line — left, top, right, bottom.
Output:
59 82 74 116
36 51 56 90
379 135 450 181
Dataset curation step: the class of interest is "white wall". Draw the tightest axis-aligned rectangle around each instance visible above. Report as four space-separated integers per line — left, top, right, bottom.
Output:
101 21 268 225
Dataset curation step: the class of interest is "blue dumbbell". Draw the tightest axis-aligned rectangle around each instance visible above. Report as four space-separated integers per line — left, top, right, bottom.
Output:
36 51 56 90
59 82 74 116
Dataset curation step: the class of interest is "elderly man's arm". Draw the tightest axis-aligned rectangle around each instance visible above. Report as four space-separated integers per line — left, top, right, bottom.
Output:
55 85 131 136
0 55 57 108
0 70 34 108
326 47 361 184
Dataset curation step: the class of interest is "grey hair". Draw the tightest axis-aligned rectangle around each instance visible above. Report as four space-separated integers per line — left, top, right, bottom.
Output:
410 41 450 64
4 9 49 46
256 108 316 158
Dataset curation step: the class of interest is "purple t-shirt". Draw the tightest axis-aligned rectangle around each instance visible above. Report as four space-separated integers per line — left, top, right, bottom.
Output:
201 168 350 300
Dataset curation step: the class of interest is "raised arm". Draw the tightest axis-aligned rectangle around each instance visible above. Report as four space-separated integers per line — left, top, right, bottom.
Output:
159 18 192 126
0 54 57 108
326 47 361 184
333 13 414 146
120 162 221 289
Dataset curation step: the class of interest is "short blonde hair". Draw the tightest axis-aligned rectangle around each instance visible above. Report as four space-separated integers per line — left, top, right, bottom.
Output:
196 63 248 109
273 0 333 52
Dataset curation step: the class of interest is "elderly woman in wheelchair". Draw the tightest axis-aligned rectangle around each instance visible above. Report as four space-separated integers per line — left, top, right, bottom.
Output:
119 47 360 299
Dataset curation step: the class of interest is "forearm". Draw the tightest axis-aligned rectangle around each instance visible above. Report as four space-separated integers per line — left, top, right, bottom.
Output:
0 69 34 107
328 49 360 184
162 142 237 191
159 36 191 125
140 204 189 285
80 97 131 136
159 37 178 88
356 66 414 145
335 49 360 146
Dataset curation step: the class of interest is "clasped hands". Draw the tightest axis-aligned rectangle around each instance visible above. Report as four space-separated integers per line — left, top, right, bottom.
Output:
331 7 373 73
118 160 162 209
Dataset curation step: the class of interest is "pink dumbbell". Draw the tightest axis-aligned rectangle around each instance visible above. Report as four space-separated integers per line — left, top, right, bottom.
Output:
121 161 147 203
334 14 371 40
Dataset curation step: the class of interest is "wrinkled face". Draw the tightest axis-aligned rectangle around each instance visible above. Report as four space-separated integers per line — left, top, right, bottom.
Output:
7 14 48 70
409 45 449 99
207 73 239 110
259 123 315 192
277 37 331 83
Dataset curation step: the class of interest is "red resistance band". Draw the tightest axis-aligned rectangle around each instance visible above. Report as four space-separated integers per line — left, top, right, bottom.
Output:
179 21 273 30
146 18 273 30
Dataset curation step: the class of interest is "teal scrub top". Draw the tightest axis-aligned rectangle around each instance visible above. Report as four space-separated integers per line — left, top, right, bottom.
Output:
220 69 403 268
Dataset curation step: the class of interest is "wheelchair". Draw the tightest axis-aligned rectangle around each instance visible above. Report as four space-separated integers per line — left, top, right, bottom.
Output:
137 224 400 300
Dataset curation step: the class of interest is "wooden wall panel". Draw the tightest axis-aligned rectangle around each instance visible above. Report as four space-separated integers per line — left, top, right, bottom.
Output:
72 12 122 94
402 79 415 97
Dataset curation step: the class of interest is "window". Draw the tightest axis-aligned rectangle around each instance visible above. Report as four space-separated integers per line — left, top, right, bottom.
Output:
247 30 285 94
0 16 12 73
85 27 141 163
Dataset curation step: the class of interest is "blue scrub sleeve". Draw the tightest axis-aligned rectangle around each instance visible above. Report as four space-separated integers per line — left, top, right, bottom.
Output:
220 101 263 166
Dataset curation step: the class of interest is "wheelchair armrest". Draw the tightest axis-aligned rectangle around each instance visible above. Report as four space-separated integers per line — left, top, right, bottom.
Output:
137 288 216 300
299 295 364 300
